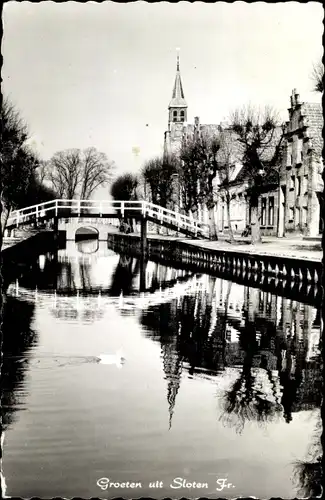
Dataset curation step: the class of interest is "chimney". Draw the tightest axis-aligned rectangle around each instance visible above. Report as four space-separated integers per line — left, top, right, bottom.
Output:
194 116 200 127
295 91 300 105
290 88 296 108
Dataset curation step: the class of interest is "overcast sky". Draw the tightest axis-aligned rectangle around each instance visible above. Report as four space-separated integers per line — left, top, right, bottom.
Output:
3 1 323 188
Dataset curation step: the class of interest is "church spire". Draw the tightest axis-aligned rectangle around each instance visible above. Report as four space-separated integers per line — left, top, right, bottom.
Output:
162 340 183 430
168 50 187 124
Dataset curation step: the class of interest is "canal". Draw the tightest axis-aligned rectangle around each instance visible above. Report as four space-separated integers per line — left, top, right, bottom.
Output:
2 239 322 498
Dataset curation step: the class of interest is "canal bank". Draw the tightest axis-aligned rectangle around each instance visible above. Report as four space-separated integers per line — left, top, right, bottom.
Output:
1 230 66 290
107 232 323 288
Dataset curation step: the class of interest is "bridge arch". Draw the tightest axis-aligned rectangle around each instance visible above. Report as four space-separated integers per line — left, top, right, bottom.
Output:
75 226 99 241
58 218 119 241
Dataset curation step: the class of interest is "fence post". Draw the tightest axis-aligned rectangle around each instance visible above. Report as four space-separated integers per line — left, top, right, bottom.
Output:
141 217 147 256
16 211 20 228
78 200 81 216
139 255 147 293
36 205 39 219
55 200 58 216
99 202 102 217
121 201 125 218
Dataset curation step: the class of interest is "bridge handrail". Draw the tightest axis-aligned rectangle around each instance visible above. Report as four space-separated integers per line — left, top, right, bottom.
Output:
10 199 58 217
6 198 210 237
144 201 209 229
145 207 209 235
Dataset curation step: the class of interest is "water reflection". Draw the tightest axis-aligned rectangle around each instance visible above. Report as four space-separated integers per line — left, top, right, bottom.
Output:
141 276 322 433
292 410 323 497
1 296 38 431
13 241 195 297
75 238 99 253
2 239 322 498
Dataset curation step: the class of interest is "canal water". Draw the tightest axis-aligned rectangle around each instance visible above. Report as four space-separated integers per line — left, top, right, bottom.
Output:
2 240 322 499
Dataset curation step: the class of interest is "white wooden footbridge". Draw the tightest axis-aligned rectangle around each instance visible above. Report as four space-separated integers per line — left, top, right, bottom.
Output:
6 199 210 241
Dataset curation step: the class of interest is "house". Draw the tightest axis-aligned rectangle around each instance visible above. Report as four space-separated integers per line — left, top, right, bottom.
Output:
278 89 323 238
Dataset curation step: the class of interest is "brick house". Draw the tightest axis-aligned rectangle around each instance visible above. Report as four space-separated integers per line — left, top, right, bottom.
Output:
278 90 323 238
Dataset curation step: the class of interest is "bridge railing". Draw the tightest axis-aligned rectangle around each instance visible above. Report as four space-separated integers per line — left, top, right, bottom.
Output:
143 202 210 237
8 199 58 227
7 199 210 238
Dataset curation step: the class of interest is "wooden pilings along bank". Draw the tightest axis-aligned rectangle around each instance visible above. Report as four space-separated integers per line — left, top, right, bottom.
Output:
107 233 323 304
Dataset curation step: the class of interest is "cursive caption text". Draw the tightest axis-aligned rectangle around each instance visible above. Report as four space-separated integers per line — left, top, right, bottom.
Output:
97 476 235 492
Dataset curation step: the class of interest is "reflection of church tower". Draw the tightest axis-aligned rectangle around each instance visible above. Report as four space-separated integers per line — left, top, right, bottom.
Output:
161 339 183 429
164 52 188 156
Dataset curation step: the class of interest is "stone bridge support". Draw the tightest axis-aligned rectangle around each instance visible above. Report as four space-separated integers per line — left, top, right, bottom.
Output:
58 218 119 241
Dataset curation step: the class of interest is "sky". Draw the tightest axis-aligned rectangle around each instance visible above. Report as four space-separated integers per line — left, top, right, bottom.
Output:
2 1 323 198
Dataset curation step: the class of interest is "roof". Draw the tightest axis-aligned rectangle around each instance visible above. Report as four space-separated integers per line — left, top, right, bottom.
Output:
301 102 323 156
215 128 245 166
169 58 187 109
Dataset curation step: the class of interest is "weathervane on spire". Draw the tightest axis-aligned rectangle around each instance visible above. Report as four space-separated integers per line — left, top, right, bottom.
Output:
176 47 180 71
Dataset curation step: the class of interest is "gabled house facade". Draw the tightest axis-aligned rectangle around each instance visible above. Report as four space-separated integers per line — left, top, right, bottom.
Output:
278 90 323 238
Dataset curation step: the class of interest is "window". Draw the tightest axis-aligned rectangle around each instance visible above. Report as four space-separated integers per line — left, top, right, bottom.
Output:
289 207 294 222
304 174 309 194
268 196 274 225
290 175 295 190
180 110 185 122
173 110 177 122
296 176 301 196
286 144 292 167
295 207 300 226
296 139 303 165
261 198 267 226
302 207 307 226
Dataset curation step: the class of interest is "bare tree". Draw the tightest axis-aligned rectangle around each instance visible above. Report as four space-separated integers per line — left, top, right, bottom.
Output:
215 127 244 243
80 147 114 199
179 130 220 239
35 160 50 185
110 173 139 201
1 99 39 240
142 154 178 208
311 60 324 93
47 149 81 199
46 147 114 200
231 106 284 244
110 173 139 232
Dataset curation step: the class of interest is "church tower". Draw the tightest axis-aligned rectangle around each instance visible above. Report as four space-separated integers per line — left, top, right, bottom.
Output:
164 52 188 155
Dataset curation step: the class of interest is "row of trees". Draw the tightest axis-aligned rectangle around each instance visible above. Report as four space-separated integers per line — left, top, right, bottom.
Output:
1 98 114 246
110 106 284 244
